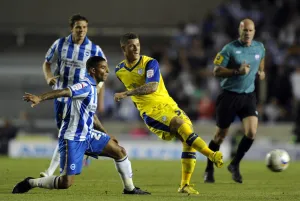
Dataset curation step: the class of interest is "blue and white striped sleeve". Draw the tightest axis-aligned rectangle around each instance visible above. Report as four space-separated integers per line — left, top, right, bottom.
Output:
45 39 59 63
96 45 107 61
68 82 91 99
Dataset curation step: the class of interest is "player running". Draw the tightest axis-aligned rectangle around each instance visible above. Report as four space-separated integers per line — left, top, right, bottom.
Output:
114 33 223 194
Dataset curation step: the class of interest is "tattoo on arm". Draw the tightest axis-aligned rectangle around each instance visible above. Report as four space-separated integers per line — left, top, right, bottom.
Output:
126 82 158 96
40 89 71 101
93 115 107 133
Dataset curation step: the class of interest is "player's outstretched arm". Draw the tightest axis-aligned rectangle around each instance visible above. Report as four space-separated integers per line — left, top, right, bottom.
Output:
114 82 158 102
23 89 71 107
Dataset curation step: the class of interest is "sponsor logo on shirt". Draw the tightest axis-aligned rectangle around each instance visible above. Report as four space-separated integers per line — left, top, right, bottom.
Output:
213 53 224 65
147 69 154 78
71 82 88 91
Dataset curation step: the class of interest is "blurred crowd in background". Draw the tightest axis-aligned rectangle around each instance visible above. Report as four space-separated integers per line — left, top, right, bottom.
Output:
105 0 300 125
1 0 300 147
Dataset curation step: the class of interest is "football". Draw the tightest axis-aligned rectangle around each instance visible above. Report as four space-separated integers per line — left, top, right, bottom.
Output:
265 149 290 172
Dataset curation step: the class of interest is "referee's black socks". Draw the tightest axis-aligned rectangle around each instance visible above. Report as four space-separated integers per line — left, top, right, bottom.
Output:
231 135 254 166
205 140 220 171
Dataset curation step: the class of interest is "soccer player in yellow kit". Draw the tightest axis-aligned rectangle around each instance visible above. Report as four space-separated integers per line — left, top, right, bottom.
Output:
114 33 223 194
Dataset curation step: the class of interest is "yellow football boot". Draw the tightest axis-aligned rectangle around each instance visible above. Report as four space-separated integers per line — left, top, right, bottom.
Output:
209 151 223 168
178 184 199 195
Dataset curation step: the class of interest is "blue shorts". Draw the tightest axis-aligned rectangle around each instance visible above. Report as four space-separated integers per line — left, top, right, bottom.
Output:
54 99 66 129
59 130 110 175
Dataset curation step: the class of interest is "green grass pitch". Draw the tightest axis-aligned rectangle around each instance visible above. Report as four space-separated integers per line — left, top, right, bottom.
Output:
0 157 299 201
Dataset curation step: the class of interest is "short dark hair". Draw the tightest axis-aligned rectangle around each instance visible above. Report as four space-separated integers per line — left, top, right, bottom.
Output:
86 56 106 70
120 32 139 46
69 14 88 28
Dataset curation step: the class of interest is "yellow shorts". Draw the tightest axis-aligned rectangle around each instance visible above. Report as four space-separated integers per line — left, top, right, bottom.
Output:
141 103 193 141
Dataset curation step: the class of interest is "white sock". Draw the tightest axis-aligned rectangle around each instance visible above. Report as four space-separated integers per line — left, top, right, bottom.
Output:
46 144 60 176
29 176 60 189
114 156 135 191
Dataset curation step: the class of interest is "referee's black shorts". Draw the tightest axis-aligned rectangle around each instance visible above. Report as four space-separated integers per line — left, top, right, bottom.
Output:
216 90 258 129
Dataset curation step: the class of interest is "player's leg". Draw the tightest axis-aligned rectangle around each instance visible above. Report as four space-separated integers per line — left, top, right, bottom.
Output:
228 92 258 183
204 127 229 183
177 142 199 194
40 143 60 177
170 115 223 168
40 99 65 177
87 130 150 195
142 105 221 194
204 90 238 183
227 116 257 183
12 139 85 193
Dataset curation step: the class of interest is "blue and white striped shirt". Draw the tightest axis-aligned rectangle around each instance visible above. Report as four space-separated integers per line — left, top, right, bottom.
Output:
45 34 106 101
59 75 97 141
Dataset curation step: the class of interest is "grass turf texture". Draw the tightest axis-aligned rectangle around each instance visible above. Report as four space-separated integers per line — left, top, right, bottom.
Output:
0 157 299 201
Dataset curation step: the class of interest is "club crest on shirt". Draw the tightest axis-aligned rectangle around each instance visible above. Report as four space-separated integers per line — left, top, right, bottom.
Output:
85 51 90 56
162 116 167 122
70 164 76 170
255 54 260 60
138 68 143 75
147 69 154 78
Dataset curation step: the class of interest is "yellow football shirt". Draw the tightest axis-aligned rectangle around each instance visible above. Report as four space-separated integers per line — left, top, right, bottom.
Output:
115 55 177 113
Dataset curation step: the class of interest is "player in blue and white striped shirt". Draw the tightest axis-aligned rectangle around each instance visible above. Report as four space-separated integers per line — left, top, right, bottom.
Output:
41 14 106 177
44 14 106 128
13 56 150 195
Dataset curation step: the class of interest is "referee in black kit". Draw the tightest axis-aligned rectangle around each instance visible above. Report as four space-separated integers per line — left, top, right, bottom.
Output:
203 19 266 184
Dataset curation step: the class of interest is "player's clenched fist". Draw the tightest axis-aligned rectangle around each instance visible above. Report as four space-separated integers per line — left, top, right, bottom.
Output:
114 92 128 102
258 70 265 80
239 61 250 75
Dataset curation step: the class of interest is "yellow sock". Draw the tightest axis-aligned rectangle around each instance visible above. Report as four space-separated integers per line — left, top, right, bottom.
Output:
178 123 214 157
180 144 196 187
192 138 214 157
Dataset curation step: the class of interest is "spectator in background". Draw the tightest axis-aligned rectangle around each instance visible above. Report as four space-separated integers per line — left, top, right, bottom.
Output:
18 110 35 133
290 44 300 143
0 119 18 154
264 97 284 123
129 121 151 139
197 96 215 121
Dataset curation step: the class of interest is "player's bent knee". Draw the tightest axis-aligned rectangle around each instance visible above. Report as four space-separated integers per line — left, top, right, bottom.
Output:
120 146 127 156
170 116 184 133
246 129 257 139
113 145 127 159
214 128 229 144
108 143 127 160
